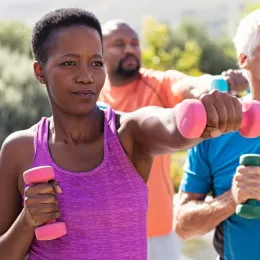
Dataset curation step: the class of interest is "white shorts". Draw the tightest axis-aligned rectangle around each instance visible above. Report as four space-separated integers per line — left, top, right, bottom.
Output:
148 230 180 260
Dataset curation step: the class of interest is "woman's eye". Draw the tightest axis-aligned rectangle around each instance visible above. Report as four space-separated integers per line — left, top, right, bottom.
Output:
91 61 104 67
61 61 76 67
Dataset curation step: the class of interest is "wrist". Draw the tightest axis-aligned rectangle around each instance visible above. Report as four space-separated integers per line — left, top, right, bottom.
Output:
20 208 36 231
227 190 238 209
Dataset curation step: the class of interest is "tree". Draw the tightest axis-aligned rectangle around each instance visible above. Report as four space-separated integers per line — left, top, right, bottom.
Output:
177 22 238 74
0 46 50 144
141 17 238 76
142 17 202 76
0 21 32 58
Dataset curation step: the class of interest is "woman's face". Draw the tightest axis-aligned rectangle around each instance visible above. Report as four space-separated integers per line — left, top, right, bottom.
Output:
34 25 105 116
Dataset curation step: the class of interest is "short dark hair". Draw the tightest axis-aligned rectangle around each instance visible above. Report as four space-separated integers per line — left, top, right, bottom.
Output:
31 8 103 63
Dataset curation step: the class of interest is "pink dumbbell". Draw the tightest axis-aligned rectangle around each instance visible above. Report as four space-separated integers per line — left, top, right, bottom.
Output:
23 166 67 240
176 99 260 138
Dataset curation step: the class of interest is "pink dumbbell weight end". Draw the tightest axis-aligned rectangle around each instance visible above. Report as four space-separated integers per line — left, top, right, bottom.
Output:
23 166 67 240
176 99 260 138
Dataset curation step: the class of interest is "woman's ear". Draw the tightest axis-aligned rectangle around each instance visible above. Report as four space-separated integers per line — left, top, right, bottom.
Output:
33 61 45 84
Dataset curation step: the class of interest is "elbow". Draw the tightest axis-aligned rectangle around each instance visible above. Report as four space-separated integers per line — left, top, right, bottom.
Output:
173 210 195 241
173 221 191 241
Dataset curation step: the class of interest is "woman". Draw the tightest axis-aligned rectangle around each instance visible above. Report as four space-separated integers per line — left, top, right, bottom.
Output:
0 8 243 260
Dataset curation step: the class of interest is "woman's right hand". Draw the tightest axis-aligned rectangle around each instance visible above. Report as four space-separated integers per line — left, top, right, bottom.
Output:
23 181 62 227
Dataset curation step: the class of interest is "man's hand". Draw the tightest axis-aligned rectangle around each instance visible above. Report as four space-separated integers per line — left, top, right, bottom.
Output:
174 69 249 101
232 166 260 204
199 90 242 138
222 69 249 94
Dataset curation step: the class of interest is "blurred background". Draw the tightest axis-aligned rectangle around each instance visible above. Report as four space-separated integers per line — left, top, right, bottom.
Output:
0 1 259 259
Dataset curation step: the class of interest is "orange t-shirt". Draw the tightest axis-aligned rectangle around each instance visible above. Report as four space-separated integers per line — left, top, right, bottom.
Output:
99 68 186 237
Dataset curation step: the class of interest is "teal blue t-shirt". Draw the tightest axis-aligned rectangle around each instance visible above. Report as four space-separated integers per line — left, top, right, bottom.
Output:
96 101 109 110
180 131 260 260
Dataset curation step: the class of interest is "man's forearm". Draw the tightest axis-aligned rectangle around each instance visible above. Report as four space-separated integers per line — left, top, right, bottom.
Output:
176 69 248 100
174 191 236 240
177 74 214 100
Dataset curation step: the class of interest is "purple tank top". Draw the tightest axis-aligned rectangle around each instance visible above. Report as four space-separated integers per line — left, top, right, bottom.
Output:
25 107 148 260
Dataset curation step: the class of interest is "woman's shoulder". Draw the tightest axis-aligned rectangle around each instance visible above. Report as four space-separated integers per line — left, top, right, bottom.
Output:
1 124 39 170
3 124 37 148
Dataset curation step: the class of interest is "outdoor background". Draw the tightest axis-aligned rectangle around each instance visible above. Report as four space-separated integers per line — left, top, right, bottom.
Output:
0 1 259 259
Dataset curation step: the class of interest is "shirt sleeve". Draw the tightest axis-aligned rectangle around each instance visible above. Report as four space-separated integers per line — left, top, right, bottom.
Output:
179 142 212 194
160 70 187 108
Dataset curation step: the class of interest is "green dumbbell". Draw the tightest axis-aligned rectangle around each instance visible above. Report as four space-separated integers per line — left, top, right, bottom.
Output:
236 154 260 219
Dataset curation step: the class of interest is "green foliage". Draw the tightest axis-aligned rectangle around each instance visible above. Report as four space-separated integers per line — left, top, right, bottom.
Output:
142 17 238 76
171 151 186 193
0 46 50 144
178 22 238 74
0 21 32 58
244 3 260 13
142 17 202 76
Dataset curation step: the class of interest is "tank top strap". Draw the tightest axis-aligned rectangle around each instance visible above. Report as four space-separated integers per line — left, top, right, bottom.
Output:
104 107 134 164
104 106 117 136
31 117 49 167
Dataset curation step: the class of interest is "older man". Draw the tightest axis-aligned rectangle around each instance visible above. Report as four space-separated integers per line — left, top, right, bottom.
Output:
175 10 260 260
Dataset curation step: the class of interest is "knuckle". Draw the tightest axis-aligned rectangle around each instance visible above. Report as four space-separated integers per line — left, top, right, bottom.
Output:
236 166 244 173
50 202 58 210
52 211 60 220
24 197 31 207
232 95 239 102
211 89 220 96
46 194 57 203
53 194 58 203
24 186 31 196
199 93 209 102
222 91 231 99
234 173 242 182
48 185 55 194
51 197 58 204
232 95 240 103
44 183 53 190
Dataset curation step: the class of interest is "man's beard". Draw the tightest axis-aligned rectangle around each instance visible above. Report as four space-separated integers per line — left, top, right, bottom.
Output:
116 54 140 78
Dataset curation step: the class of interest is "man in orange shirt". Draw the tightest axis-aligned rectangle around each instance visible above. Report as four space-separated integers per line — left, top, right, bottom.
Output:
99 19 248 260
